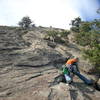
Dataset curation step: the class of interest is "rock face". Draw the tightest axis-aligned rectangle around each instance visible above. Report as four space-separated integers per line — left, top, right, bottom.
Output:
0 26 100 100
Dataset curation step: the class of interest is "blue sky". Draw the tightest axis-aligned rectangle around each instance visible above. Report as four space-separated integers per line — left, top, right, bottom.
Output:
0 0 100 29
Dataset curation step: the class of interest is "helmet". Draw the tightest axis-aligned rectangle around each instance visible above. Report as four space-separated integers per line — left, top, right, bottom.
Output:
74 57 79 61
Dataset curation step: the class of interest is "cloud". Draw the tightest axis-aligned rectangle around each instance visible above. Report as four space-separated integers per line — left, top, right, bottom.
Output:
0 0 79 29
0 0 100 29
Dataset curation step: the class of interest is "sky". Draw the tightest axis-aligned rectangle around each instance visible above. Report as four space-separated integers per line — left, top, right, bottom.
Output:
0 0 100 29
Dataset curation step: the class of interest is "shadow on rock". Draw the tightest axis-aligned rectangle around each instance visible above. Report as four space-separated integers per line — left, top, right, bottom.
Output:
50 75 100 100
70 82 95 100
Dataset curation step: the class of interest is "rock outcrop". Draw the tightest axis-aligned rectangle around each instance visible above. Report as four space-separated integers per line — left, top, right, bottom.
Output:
0 26 100 100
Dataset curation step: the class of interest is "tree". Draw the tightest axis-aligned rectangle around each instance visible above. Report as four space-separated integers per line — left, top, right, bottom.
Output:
71 17 81 27
18 16 32 29
70 17 82 32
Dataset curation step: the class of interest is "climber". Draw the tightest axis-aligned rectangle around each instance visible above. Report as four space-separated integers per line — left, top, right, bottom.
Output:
60 57 99 87
66 57 80 73
60 57 78 84
65 57 93 85
66 57 80 80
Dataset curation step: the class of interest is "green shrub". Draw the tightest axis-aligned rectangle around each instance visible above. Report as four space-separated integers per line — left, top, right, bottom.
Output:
70 18 100 72
83 44 100 71
79 22 91 32
47 30 70 38
60 30 70 37
47 30 58 37
70 27 79 32
44 30 70 44
75 32 91 46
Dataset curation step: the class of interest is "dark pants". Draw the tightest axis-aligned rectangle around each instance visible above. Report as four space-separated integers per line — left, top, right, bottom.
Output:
75 72 93 85
67 64 93 85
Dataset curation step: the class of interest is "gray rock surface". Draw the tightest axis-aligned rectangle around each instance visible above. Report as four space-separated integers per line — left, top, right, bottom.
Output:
0 26 100 100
